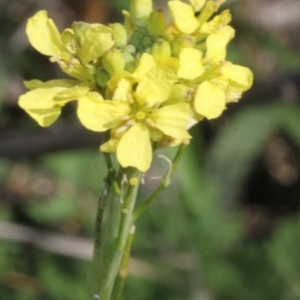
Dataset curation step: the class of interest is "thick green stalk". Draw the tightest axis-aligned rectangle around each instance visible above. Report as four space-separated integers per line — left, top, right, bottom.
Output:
89 178 110 296
90 166 141 300
111 225 136 300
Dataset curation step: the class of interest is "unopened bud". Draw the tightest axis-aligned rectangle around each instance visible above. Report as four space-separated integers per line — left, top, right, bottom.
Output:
96 67 110 88
130 0 153 28
72 21 89 45
130 28 150 52
110 23 127 47
163 24 180 42
103 48 125 77
125 59 139 73
147 9 166 38
171 34 196 57
150 38 171 56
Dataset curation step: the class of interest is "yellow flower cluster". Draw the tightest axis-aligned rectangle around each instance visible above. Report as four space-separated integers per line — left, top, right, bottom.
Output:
19 0 253 172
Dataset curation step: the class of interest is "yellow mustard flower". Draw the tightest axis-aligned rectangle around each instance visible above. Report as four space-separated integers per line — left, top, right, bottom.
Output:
168 1 200 34
19 80 90 126
192 24 253 119
19 0 254 172
77 53 191 172
26 10 114 81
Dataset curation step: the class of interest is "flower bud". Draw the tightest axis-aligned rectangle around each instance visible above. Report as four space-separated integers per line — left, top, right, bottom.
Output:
130 0 153 28
150 38 171 56
125 58 139 73
171 34 196 57
103 48 126 77
130 28 150 52
163 24 180 42
96 67 110 88
147 9 166 38
110 23 127 47
72 21 89 45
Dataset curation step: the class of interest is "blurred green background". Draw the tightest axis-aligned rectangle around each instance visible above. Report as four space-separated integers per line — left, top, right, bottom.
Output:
1 0 300 299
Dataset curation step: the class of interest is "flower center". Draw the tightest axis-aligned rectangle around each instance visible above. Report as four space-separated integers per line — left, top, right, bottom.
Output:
135 110 146 120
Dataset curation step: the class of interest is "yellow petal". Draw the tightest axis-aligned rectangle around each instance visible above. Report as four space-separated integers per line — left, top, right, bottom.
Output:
77 96 129 131
54 86 90 104
221 63 253 91
24 79 79 90
194 81 226 119
150 103 192 139
164 83 194 105
107 71 136 91
135 66 177 106
153 55 179 73
133 53 156 81
168 1 200 34
100 138 119 152
113 78 132 102
189 0 206 12
77 25 114 65
19 87 65 126
117 123 152 172
177 48 204 80
26 10 65 56
206 26 235 62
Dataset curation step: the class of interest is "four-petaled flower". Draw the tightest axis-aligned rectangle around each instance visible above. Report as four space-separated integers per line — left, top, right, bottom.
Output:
19 0 253 172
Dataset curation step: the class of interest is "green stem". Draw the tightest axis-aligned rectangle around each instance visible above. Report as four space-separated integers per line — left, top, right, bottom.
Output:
94 168 141 300
103 152 121 196
89 178 110 297
111 225 136 300
133 144 187 221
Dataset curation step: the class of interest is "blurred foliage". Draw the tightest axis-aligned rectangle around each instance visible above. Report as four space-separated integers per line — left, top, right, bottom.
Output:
1 0 300 299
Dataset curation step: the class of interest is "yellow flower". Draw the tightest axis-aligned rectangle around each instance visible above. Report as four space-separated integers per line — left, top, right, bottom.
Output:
168 1 200 34
19 1 254 172
194 80 226 119
177 48 204 80
193 63 253 119
26 10 65 57
26 10 114 81
19 80 90 126
76 55 191 171
205 25 235 63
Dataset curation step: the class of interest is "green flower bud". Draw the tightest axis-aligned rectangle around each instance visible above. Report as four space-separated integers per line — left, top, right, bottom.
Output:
123 52 135 64
103 48 126 77
130 28 150 52
72 21 89 45
96 67 110 88
124 44 136 54
163 24 180 42
125 59 139 73
171 34 196 57
147 9 166 38
110 23 127 47
143 35 153 50
150 38 171 56
130 0 153 28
